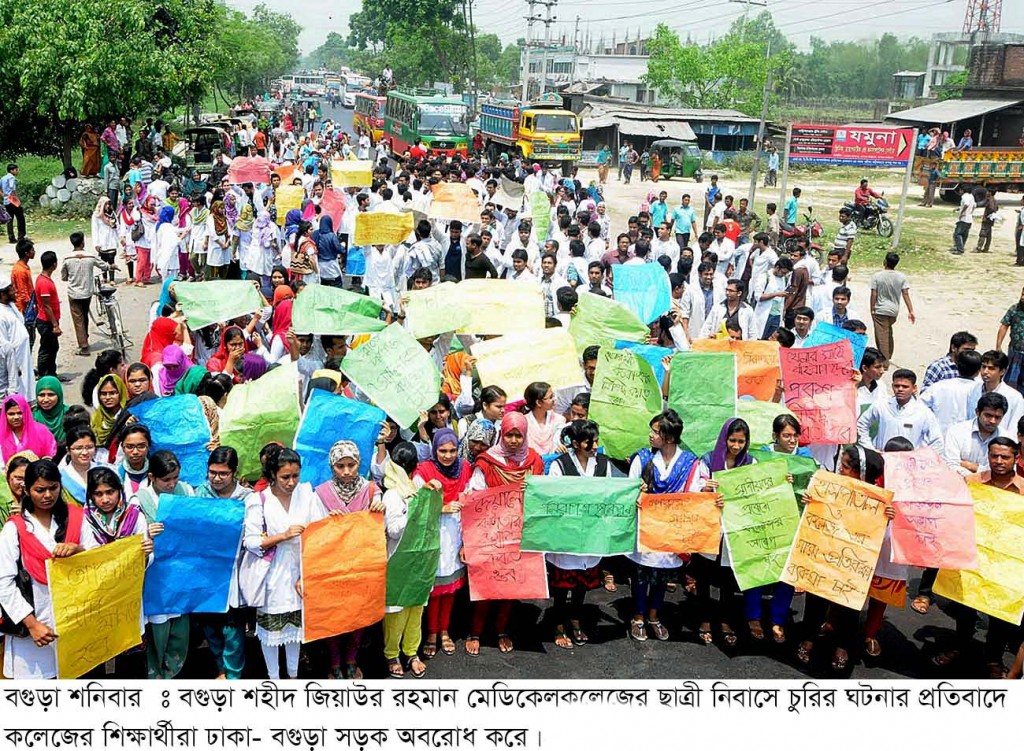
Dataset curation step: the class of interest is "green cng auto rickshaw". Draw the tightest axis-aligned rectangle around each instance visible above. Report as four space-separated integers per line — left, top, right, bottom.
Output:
652 139 703 181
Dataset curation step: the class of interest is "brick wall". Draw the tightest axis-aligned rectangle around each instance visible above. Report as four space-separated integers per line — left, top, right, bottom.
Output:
1004 46 1024 84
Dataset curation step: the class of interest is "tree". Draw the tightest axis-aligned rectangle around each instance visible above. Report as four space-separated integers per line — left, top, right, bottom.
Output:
0 0 223 167
937 70 967 101
252 3 302 73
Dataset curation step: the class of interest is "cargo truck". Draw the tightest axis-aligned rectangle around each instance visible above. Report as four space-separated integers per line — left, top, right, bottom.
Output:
914 147 1024 203
479 93 582 172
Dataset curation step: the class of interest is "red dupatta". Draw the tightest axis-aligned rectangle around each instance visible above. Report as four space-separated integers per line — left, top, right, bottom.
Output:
10 506 84 585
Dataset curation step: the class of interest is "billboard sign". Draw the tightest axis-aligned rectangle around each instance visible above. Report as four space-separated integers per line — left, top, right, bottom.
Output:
788 125 914 168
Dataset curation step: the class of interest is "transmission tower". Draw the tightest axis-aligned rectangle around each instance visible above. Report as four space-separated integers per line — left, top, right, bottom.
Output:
962 0 1001 36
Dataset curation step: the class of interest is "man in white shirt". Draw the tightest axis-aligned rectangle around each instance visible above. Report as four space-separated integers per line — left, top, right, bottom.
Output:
677 262 725 347
744 232 778 305
967 349 1024 435
943 391 1009 476
651 222 679 268
709 224 735 276
501 222 540 274
357 133 371 160
700 279 755 340
920 349 982 434
406 220 442 283
706 193 726 230
857 368 944 452
791 306 815 348
952 184 976 255
523 165 543 196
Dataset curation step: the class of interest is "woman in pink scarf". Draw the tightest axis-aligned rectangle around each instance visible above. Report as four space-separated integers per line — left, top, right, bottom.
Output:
1 395 57 463
152 344 192 396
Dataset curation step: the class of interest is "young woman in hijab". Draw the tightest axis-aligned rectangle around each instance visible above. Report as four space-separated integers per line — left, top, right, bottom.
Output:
90 374 128 450
383 441 432 678
81 349 125 408
243 209 280 298
310 440 385 679
152 205 182 282
135 451 194 679
206 326 255 384
690 418 755 647
206 200 233 280
413 428 472 659
0 459 85 678
151 344 191 396
1 451 37 525
59 425 106 507
523 381 566 457
465 412 544 655
547 419 611 648
32 377 70 446
797 445 887 673
267 298 295 364
457 419 497 465
1 395 57 464
124 363 154 400
141 316 184 368
188 194 210 282
117 185 139 284
172 364 209 397
626 410 703 642
234 203 255 265
91 197 118 281
80 466 150 677
289 220 318 285
135 194 159 286
245 448 327 680
314 215 345 287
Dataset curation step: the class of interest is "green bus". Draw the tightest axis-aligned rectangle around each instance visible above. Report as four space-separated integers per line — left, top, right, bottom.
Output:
383 90 470 157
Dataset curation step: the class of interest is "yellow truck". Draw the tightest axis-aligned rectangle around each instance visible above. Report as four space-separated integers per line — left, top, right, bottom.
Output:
479 93 582 171
914 147 1024 203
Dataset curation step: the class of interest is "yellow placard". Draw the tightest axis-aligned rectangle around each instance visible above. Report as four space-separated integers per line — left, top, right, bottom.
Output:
49 536 146 678
455 279 546 335
429 183 481 221
274 184 304 226
330 160 373 188
781 470 891 610
471 328 585 400
354 211 415 246
934 483 1024 625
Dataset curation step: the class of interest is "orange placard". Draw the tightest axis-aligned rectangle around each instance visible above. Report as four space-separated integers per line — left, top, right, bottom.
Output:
638 492 721 555
692 339 780 401
429 183 480 221
319 188 346 231
301 512 386 642
273 165 303 185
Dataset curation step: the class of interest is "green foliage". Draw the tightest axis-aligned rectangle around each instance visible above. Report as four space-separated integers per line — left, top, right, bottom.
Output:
937 70 967 101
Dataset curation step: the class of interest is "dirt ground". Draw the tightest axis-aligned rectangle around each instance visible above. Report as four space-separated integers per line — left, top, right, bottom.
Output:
586 165 1024 374
2 167 1021 406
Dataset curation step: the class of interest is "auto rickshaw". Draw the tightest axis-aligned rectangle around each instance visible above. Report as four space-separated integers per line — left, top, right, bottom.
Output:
652 138 703 182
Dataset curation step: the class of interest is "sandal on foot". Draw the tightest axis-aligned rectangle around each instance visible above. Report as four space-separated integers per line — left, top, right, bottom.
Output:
932 649 960 668
571 624 588 646
405 656 426 678
602 573 617 593
422 636 438 660
387 658 404 678
665 581 678 593
796 642 813 665
497 634 514 654
864 637 881 658
648 620 669 641
343 663 362 680
697 624 713 646
684 575 697 595
771 625 786 644
911 595 932 615
629 619 648 642
721 625 738 647
831 649 849 672
748 619 765 641
440 633 456 655
465 636 481 657
554 627 574 650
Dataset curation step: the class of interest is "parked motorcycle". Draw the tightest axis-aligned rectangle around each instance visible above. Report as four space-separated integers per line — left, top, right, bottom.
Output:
844 197 894 238
781 206 826 264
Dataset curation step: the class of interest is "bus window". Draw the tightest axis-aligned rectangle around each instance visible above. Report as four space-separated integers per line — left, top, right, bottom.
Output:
533 114 576 133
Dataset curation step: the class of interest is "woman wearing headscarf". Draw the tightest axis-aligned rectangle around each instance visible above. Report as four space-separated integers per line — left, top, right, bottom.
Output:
188 194 210 282
289 220 318 285
242 210 279 298
152 206 181 282
312 440 384 679
124 362 154 400
283 209 303 257
141 317 183 368
206 200 233 280
91 197 118 282
91 374 128 450
267 298 294 364
314 215 345 287
1 396 58 464
457 419 497 465
32 377 70 446
206 326 259 384
151 345 191 396
173 365 207 396
464 412 544 655
235 203 254 264
135 195 159 285
413 428 472 659
117 183 139 284
2 451 37 525
692 417 756 648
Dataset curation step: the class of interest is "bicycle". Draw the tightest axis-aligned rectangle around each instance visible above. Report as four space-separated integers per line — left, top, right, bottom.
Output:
90 274 132 360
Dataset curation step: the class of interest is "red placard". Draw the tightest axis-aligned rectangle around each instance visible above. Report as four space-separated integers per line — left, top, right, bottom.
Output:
789 124 914 168
779 340 858 444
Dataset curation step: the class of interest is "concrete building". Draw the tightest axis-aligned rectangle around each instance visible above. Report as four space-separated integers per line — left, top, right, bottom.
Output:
923 31 1024 98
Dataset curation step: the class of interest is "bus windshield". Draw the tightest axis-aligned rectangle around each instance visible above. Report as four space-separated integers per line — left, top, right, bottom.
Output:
418 104 469 136
533 114 577 133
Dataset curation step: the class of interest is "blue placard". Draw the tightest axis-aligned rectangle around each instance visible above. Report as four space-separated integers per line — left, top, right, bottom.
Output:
614 340 675 385
612 263 672 325
142 494 244 615
803 321 867 368
129 395 211 487
293 389 386 486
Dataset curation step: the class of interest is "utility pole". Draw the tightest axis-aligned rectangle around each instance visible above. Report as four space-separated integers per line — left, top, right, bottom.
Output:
728 0 766 41
467 0 479 110
538 0 557 96
521 0 537 105
747 39 773 207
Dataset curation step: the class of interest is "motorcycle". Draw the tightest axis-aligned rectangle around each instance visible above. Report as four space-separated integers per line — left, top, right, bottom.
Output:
844 197 894 238
781 206 826 264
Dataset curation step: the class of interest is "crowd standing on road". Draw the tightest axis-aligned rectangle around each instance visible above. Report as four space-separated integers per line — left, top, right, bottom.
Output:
3 91 1024 683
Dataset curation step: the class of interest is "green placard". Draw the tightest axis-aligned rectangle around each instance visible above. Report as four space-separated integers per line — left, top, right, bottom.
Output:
292 283 386 335
521 476 640 555
386 488 443 608
569 291 649 356
589 349 663 460
172 280 263 330
716 461 801 591
667 352 737 456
